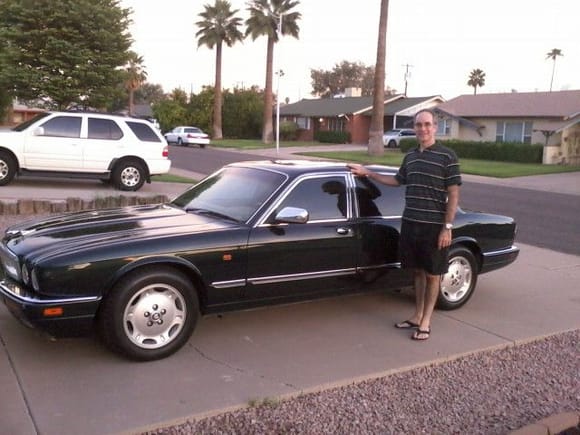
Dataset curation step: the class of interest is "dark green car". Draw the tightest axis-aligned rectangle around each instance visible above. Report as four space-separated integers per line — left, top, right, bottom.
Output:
0 161 519 361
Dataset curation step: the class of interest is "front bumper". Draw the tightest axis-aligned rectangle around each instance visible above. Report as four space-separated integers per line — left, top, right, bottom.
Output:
480 245 520 274
0 278 101 337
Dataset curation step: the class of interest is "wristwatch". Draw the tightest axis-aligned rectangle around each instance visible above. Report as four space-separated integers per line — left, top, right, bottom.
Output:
444 223 453 230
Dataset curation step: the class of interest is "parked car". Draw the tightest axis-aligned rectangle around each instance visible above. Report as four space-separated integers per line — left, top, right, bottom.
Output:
164 126 210 148
382 128 416 148
0 111 171 191
0 161 519 361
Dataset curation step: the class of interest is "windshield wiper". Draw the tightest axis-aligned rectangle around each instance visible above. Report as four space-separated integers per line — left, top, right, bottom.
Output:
185 207 239 223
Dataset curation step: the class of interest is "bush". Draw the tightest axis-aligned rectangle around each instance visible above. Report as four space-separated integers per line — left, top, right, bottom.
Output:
314 130 350 144
279 121 299 141
400 138 543 163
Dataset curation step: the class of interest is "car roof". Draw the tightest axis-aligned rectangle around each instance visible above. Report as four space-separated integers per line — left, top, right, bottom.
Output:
226 159 398 178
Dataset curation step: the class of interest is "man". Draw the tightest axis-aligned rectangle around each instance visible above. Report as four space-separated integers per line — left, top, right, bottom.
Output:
348 109 461 340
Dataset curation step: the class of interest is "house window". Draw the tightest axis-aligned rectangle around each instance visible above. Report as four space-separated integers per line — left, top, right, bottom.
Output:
496 121 532 144
328 118 345 132
436 118 450 136
296 117 310 130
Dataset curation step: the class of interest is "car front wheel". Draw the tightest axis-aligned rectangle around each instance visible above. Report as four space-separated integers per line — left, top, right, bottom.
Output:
0 151 16 186
437 246 478 310
113 160 145 191
98 267 199 361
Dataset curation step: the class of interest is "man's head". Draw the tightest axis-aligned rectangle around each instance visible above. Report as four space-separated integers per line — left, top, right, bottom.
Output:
414 109 438 148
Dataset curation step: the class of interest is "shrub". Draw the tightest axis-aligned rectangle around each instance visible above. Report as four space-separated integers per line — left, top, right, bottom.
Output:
400 138 543 163
314 130 350 144
279 121 299 141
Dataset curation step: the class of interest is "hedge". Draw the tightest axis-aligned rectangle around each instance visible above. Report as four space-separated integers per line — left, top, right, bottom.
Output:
399 138 543 163
314 130 351 144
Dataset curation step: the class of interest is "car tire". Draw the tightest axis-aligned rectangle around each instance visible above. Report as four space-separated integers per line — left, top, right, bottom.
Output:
199 144 206 149
388 140 397 148
97 266 199 361
437 246 478 310
0 151 17 186
112 160 145 191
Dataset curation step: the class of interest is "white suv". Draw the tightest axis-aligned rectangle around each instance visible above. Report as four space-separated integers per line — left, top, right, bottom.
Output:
382 128 416 148
0 111 171 191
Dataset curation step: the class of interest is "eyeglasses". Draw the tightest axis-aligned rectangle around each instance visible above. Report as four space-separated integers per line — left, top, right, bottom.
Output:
414 122 434 128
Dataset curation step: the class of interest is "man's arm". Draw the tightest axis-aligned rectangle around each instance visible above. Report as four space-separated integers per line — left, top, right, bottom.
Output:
438 184 460 249
347 163 400 186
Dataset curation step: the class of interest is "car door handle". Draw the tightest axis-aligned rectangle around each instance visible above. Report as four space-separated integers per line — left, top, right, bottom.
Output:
336 227 351 235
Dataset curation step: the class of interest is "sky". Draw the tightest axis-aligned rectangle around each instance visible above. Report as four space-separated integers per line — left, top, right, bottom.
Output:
120 0 580 103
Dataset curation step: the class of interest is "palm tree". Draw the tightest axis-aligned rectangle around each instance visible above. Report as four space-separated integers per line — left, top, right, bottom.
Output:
467 68 486 95
245 0 301 144
546 48 563 92
124 51 147 115
196 0 244 139
368 0 389 156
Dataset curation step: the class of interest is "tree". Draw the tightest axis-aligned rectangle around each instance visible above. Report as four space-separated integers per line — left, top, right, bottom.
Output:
546 48 563 92
368 0 389 156
245 0 301 144
196 0 244 140
467 68 486 95
0 0 132 110
134 83 166 105
310 61 396 98
124 51 147 115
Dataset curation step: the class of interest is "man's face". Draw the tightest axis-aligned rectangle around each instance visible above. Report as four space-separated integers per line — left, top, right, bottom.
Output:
414 111 437 146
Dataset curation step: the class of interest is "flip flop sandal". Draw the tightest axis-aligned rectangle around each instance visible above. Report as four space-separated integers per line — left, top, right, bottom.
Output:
412 328 431 341
395 320 419 329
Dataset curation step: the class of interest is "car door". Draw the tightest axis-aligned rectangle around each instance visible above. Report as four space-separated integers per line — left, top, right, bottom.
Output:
22 115 83 170
244 174 358 303
83 117 125 171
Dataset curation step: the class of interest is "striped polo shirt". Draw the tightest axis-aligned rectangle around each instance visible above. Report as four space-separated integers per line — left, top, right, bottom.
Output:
394 142 462 225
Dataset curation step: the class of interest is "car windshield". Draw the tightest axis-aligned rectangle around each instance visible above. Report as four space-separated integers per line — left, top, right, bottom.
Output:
171 167 286 223
11 112 51 131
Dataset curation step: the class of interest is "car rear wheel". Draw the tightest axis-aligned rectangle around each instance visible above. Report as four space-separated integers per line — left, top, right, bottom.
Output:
0 151 16 186
98 266 199 361
388 139 397 148
437 246 478 310
113 160 145 191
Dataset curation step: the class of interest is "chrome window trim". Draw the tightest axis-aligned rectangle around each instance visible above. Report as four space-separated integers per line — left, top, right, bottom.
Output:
255 172 352 227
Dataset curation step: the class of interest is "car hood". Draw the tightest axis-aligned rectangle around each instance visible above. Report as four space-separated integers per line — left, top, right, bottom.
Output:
4 204 242 259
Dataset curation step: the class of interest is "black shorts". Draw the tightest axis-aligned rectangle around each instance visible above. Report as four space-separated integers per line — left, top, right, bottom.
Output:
399 220 449 275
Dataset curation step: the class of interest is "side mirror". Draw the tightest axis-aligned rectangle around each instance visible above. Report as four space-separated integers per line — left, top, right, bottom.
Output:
33 127 45 136
274 206 309 224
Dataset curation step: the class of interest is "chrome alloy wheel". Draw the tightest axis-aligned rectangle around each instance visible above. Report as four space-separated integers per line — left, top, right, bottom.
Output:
123 284 187 349
120 166 141 187
0 160 8 180
440 255 473 303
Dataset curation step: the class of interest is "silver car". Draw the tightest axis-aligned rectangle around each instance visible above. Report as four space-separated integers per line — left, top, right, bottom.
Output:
382 128 416 148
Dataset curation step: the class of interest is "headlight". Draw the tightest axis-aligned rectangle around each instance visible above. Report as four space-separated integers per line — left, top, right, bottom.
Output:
21 264 30 285
31 269 40 291
1 250 20 281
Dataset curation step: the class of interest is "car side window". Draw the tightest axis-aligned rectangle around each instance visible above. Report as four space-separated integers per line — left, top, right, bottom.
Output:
126 121 161 142
40 116 82 138
88 118 123 140
356 177 405 217
273 176 348 222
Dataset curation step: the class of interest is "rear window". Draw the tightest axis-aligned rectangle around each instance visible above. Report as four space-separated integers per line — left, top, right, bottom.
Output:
88 118 123 140
184 127 201 133
125 121 161 142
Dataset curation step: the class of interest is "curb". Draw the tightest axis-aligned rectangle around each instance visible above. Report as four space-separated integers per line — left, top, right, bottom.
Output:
509 411 580 435
0 195 169 215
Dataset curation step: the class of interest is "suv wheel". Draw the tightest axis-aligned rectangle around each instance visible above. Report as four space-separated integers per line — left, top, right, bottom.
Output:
0 151 16 186
388 139 397 148
113 160 145 191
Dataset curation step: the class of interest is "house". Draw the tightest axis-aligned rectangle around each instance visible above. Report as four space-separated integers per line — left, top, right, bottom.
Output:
2 99 45 126
433 90 580 164
279 89 444 144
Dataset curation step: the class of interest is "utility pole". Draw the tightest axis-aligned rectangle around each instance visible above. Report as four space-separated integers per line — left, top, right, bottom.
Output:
402 63 413 96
